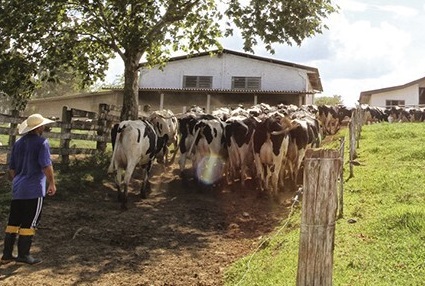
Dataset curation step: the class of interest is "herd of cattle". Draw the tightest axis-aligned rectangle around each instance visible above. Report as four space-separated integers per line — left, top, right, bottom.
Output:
106 102 419 209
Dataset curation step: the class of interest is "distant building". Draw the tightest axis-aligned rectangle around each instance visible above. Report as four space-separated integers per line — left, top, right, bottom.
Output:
359 76 425 107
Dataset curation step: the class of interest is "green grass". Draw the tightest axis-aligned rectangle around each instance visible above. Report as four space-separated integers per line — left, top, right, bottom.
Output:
225 122 425 285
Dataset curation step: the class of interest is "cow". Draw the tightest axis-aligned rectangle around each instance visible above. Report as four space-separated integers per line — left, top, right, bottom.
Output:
224 115 257 188
108 120 158 210
148 109 179 166
283 111 322 191
337 104 356 126
407 107 425 122
177 111 205 174
252 111 298 196
361 104 388 123
190 114 227 186
317 105 340 135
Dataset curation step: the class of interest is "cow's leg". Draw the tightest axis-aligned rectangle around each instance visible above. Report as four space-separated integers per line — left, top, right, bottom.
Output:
271 168 280 198
121 184 128 210
140 161 153 199
179 153 187 175
115 169 124 202
168 141 179 165
120 162 137 210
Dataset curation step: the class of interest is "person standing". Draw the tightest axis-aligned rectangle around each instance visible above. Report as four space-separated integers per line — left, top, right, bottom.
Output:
1 113 57 265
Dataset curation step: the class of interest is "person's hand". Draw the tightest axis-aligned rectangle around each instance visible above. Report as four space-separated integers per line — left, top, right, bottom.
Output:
47 185 56 196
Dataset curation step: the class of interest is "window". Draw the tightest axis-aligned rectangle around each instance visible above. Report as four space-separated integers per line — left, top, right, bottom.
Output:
231 77 261 89
386 100 405 107
183 76 212 88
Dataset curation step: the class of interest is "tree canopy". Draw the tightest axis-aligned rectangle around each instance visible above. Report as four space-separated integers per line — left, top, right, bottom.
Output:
314 95 343 106
0 0 337 119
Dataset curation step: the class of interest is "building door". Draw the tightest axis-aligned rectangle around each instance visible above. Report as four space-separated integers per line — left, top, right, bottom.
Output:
419 88 425 106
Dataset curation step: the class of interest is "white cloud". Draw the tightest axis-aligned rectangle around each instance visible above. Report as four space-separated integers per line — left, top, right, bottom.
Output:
323 18 411 79
375 5 418 18
340 0 368 12
105 56 124 83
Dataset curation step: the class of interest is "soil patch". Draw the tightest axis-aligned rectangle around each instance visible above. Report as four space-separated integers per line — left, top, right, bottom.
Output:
0 162 294 286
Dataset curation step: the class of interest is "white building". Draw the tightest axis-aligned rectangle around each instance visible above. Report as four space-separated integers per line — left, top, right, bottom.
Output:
359 76 425 107
24 49 323 118
138 49 323 112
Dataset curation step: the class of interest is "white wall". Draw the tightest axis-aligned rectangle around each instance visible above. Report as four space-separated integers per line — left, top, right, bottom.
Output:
139 53 309 92
370 84 419 107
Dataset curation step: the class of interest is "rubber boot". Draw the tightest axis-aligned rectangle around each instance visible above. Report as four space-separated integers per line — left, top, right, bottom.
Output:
1 233 17 262
16 235 42 265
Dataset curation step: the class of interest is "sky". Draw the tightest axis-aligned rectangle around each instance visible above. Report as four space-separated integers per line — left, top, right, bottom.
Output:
105 0 425 107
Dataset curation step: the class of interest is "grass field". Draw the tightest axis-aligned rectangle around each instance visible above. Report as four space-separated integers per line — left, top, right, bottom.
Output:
224 122 425 285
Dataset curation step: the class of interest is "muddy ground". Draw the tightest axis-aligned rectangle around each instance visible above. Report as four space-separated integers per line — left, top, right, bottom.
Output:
0 162 294 286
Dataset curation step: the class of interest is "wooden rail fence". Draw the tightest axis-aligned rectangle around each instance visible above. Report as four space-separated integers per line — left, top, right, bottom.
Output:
0 103 121 172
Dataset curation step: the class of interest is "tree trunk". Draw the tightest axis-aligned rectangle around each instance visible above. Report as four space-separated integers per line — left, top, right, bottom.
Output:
121 54 141 121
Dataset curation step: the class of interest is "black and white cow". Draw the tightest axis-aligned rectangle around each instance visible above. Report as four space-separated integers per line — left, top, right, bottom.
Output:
283 111 322 191
252 111 298 196
224 115 257 187
190 114 227 186
317 105 340 135
149 109 179 166
177 111 204 173
108 120 158 210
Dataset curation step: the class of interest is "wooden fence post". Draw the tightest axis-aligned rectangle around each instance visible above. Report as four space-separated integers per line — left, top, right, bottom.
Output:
338 138 345 219
296 149 341 286
60 106 72 165
348 119 356 179
96 103 109 152
355 108 362 148
6 109 20 166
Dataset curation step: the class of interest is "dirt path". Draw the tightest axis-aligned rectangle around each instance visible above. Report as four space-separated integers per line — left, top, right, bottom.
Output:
0 163 293 286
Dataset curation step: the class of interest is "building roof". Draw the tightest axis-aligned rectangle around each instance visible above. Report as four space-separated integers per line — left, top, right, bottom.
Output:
138 87 315 94
359 76 425 103
141 48 323 92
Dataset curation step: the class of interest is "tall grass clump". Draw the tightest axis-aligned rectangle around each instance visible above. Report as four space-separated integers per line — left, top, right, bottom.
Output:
225 122 425 285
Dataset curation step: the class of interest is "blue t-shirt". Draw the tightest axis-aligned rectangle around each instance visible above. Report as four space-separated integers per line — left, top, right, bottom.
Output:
9 134 52 199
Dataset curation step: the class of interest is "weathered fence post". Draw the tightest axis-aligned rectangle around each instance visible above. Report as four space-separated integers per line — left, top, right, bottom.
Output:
348 119 356 179
356 106 363 148
6 109 20 166
8 109 20 147
338 138 345 219
96 103 109 152
296 149 341 286
60 106 72 165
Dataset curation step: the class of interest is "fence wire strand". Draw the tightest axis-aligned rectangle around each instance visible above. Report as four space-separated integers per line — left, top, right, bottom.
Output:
235 189 302 286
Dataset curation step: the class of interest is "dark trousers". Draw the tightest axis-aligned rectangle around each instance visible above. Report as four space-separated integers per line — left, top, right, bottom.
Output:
5 197 43 235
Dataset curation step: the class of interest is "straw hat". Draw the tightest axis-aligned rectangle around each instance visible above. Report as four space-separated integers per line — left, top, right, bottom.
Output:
18 113 55 135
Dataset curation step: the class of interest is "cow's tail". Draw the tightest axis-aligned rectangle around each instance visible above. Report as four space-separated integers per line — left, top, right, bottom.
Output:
187 127 201 156
108 123 124 174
